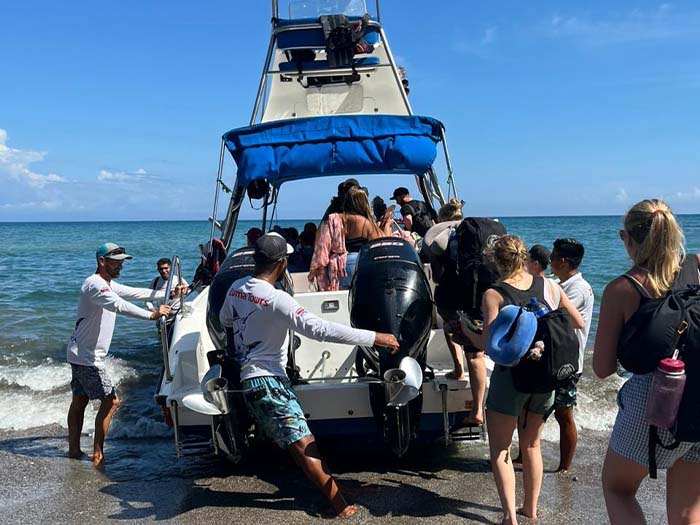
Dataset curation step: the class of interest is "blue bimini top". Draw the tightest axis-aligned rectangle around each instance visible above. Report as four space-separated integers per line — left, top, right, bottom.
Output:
222 115 443 187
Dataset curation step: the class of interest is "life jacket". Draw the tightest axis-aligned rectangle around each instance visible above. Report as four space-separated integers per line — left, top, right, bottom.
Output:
192 238 227 288
492 279 579 401
319 14 373 69
454 217 507 318
617 255 700 478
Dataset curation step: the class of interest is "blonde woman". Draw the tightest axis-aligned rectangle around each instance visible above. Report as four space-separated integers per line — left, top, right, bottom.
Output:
457 235 584 524
593 199 700 525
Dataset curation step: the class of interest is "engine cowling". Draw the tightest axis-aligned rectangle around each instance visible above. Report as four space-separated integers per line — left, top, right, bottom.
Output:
349 237 433 374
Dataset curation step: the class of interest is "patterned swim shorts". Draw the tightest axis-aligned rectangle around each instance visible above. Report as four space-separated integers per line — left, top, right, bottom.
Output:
242 375 311 449
70 364 115 400
554 373 582 409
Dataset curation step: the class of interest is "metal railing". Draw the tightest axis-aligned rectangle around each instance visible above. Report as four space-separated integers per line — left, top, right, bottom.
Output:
160 254 186 383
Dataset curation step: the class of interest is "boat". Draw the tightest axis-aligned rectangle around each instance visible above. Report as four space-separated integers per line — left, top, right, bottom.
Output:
154 0 492 461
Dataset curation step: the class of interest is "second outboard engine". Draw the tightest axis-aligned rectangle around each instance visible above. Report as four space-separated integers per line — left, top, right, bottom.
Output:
349 238 433 456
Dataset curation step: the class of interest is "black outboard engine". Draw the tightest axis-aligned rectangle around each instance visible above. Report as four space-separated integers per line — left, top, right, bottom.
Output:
204 246 294 462
349 238 433 456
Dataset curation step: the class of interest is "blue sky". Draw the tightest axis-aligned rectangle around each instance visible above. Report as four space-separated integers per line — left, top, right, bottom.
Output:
1 0 699 221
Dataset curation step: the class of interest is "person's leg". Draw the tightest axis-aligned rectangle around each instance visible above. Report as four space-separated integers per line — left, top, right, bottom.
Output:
92 393 120 466
443 329 465 380
464 350 486 425
666 459 700 525
517 410 546 519
555 406 578 471
601 447 649 525
486 409 519 525
67 394 89 458
288 434 358 517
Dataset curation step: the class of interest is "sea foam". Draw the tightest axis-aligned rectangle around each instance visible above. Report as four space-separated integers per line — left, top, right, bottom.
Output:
0 357 138 432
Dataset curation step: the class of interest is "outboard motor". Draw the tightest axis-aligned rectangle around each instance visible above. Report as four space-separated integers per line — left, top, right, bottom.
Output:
349 238 433 456
203 246 294 462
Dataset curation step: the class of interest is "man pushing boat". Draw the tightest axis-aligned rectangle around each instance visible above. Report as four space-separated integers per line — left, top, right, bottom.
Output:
66 243 185 467
220 232 400 517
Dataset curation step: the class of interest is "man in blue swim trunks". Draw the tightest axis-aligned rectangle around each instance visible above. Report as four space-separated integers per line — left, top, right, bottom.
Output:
220 232 399 517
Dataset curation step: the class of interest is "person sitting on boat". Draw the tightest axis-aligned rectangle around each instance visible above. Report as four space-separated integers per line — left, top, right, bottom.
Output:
66 243 185 467
389 186 436 239
219 232 400 517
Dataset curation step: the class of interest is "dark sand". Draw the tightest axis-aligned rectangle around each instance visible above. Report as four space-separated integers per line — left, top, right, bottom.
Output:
0 425 670 525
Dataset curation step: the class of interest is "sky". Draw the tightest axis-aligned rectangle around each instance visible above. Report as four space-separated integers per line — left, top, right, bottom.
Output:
1 0 699 221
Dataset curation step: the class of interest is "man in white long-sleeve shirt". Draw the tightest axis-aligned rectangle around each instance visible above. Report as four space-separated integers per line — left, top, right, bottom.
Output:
66 242 176 467
220 233 399 517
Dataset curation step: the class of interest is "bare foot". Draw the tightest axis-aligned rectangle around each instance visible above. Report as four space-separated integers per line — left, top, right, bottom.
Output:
465 412 484 426
336 504 360 518
445 369 465 380
68 449 85 460
517 507 538 520
92 451 104 469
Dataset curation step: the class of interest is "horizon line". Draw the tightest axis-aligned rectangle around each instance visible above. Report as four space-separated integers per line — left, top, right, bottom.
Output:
2 213 700 224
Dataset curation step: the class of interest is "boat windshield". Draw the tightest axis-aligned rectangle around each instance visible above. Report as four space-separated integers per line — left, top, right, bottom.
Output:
286 0 369 19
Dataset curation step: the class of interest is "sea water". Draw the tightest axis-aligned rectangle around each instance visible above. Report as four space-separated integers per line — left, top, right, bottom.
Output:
0 216 698 444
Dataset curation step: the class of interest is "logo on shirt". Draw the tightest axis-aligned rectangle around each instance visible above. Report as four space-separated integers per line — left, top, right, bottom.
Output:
228 288 270 307
295 307 305 316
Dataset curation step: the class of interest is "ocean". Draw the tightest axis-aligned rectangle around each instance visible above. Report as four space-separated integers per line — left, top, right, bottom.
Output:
1 216 698 456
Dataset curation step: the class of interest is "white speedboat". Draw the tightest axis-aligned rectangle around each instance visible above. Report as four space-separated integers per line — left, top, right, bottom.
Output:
155 0 492 461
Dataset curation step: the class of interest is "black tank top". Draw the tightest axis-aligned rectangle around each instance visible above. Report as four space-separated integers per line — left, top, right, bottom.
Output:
491 276 547 307
345 237 369 253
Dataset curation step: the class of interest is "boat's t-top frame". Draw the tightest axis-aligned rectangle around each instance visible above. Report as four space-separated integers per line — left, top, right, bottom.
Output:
206 0 457 251
209 115 458 251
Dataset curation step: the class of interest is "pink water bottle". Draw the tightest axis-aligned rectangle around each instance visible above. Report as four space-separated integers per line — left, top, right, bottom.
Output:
645 358 686 429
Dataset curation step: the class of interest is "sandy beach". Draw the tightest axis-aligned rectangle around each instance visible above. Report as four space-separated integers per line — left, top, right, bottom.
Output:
0 423 670 525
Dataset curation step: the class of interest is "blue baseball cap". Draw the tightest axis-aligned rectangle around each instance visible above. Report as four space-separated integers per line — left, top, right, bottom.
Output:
96 242 132 261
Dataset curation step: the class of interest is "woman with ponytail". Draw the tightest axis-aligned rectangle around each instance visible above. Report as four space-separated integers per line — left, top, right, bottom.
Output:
456 234 584 524
593 199 700 525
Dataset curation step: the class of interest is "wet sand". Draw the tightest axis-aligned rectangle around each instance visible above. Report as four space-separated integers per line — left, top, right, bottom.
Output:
0 425 670 525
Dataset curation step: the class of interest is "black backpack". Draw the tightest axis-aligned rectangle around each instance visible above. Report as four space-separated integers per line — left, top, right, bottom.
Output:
617 256 700 478
455 218 507 318
510 308 579 396
492 282 579 398
402 200 436 238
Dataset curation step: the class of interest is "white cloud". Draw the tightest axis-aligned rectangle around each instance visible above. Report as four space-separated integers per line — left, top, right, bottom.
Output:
0 200 61 210
672 186 700 201
454 26 498 57
0 128 65 188
546 5 700 45
97 167 156 183
615 187 629 202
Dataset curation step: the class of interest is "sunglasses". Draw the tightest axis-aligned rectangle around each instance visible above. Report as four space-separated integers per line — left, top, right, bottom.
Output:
104 247 126 257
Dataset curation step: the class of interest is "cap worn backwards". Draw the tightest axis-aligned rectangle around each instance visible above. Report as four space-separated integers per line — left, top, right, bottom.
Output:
253 232 294 264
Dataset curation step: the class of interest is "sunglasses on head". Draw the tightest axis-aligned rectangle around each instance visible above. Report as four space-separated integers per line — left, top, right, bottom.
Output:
104 247 126 257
